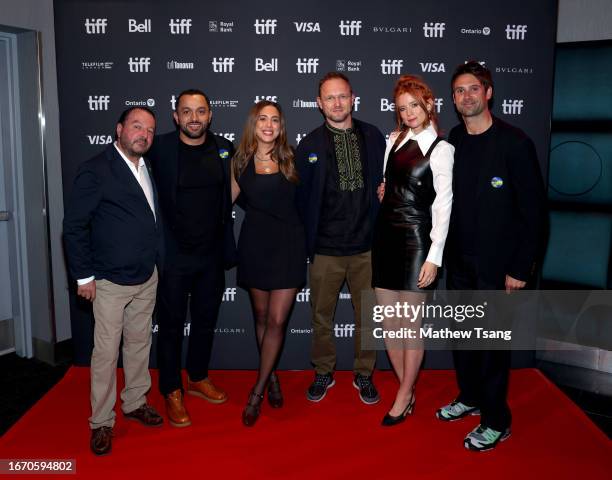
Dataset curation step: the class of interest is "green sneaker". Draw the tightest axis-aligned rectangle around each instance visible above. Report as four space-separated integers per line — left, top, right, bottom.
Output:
436 400 480 421
464 424 511 452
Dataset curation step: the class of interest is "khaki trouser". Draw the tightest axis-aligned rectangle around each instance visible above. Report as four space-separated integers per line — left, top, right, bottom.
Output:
309 252 376 376
89 268 158 429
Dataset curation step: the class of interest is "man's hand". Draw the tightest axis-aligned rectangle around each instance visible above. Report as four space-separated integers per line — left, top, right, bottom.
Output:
505 275 526 294
77 280 96 302
377 181 386 203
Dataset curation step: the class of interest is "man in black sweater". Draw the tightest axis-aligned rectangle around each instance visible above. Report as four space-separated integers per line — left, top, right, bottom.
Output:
436 62 546 452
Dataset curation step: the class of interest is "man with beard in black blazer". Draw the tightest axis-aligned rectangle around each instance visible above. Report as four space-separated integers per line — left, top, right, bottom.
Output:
148 89 236 427
436 61 546 452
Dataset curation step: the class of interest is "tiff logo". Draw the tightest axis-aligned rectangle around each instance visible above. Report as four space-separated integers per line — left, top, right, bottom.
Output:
222 287 237 302
128 19 150 32
170 19 192 34
502 99 524 115
434 98 443 113
170 95 177 110
296 133 308 145
339 20 362 36
128 57 151 73
212 57 235 72
88 95 110 111
296 58 319 74
255 58 278 72
423 22 445 38
84 18 107 34
506 24 527 40
381 59 403 75
334 324 355 338
296 288 310 302
254 95 278 103
216 132 236 142
254 19 277 34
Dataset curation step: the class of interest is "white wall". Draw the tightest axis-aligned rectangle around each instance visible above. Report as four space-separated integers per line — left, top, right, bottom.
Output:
558 0 612 42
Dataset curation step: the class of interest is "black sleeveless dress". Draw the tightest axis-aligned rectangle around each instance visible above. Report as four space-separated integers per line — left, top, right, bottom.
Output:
372 137 442 290
236 159 306 290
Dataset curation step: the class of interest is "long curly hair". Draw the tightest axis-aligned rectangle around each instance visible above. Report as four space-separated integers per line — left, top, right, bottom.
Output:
393 75 438 132
233 100 298 183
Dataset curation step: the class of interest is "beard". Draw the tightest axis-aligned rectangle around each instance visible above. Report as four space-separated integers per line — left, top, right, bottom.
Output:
179 121 207 139
120 137 149 157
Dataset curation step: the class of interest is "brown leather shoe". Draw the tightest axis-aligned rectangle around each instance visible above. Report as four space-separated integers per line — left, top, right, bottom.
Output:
187 376 228 404
124 404 163 427
90 426 113 456
165 389 191 428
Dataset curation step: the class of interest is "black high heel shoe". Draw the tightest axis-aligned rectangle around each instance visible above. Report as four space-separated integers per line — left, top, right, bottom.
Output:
381 393 415 427
268 372 284 409
242 390 264 427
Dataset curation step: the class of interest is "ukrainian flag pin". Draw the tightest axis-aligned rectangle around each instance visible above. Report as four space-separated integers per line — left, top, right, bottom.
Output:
308 153 318 164
491 176 504 188
218 148 230 159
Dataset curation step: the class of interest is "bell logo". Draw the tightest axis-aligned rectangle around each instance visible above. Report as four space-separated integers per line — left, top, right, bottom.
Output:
423 22 445 38
88 95 110 111
128 57 151 73
296 58 319 74
212 57 235 72
169 19 192 34
294 22 321 32
84 18 107 34
434 98 443 113
255 58 278 72
381 59 403 75
506 24 527 40
128 19 151 33
339 20 362 36
254 19 277 34
419 62 445 73
502 99 524 115
254 95 278 103
380 98 395 112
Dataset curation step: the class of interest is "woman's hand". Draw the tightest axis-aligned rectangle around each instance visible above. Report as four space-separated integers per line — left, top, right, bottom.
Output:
377 180 386 202
417 261 438 289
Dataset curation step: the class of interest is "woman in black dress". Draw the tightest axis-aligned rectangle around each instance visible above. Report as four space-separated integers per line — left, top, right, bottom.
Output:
231 100 306 426
372 75 454 426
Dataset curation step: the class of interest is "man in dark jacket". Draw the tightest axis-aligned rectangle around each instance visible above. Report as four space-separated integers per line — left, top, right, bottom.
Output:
64 107 164 456
148 89 236 427
296 73 385 405
436 61 546 452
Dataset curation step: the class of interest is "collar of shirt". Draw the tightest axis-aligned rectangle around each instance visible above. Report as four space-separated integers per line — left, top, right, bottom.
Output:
114 141 145 175
398 124 438 156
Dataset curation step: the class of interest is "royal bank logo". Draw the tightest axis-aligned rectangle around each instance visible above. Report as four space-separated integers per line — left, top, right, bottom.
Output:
212 57 235 72
372 24 411 33
292 98 318 108
222 287 237 302
381 59 403 75
167 60 194 70
128 19 151 33
339 20 362 36
336 59 362 72
125 98 155 107
209 99 239 108
169 18 192 34
209 20 234 32
254 95 278 103
506 24 527 40
84 18 107 34
254 19 277 34
87 134 113 145
296 58 319 74
128 57 151 73
502 99 524 115
495 66 534 74
423 22 445 38
255 58 278 72
88 95 110 111
420 62 445 73
215 132 236 142
81 61 113 70
294 21 321 32
460 26 491 35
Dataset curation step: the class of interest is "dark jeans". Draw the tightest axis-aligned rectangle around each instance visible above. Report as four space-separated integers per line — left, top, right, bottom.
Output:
157 251 224 396
447 253 512 432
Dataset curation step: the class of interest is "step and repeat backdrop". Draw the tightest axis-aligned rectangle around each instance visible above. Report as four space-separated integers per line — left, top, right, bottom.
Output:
55 0 557 368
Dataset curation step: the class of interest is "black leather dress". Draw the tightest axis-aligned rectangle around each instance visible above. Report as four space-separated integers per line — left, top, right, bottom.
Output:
372 136 442 290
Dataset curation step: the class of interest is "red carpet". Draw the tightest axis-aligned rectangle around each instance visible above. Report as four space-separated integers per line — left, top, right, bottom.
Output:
1 369 609 478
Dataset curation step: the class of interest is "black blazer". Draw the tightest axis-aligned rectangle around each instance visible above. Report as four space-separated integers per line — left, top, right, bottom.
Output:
63 145 162 286
147 130 237 269
295 119 386 261
446 116 547 285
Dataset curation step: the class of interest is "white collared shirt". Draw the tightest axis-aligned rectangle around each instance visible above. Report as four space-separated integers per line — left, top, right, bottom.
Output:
382 124 454 267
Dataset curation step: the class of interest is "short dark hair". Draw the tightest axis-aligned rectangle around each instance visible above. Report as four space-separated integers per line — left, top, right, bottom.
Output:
451 61 494 92
117 106 155 126
175 88 211 110
318 72 352 97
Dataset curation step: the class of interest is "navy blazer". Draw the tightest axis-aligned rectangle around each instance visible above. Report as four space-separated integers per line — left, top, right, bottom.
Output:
295 118 386 261
446 116 547 285
63 145 162 286
147 130 238 269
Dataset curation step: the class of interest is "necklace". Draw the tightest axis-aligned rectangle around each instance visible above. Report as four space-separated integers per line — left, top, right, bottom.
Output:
254 154 273 173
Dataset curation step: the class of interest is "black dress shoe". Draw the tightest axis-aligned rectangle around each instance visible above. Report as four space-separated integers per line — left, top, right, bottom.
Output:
267 372 283 409
242 390 264 427
381 395 415 427
90 426 113 456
